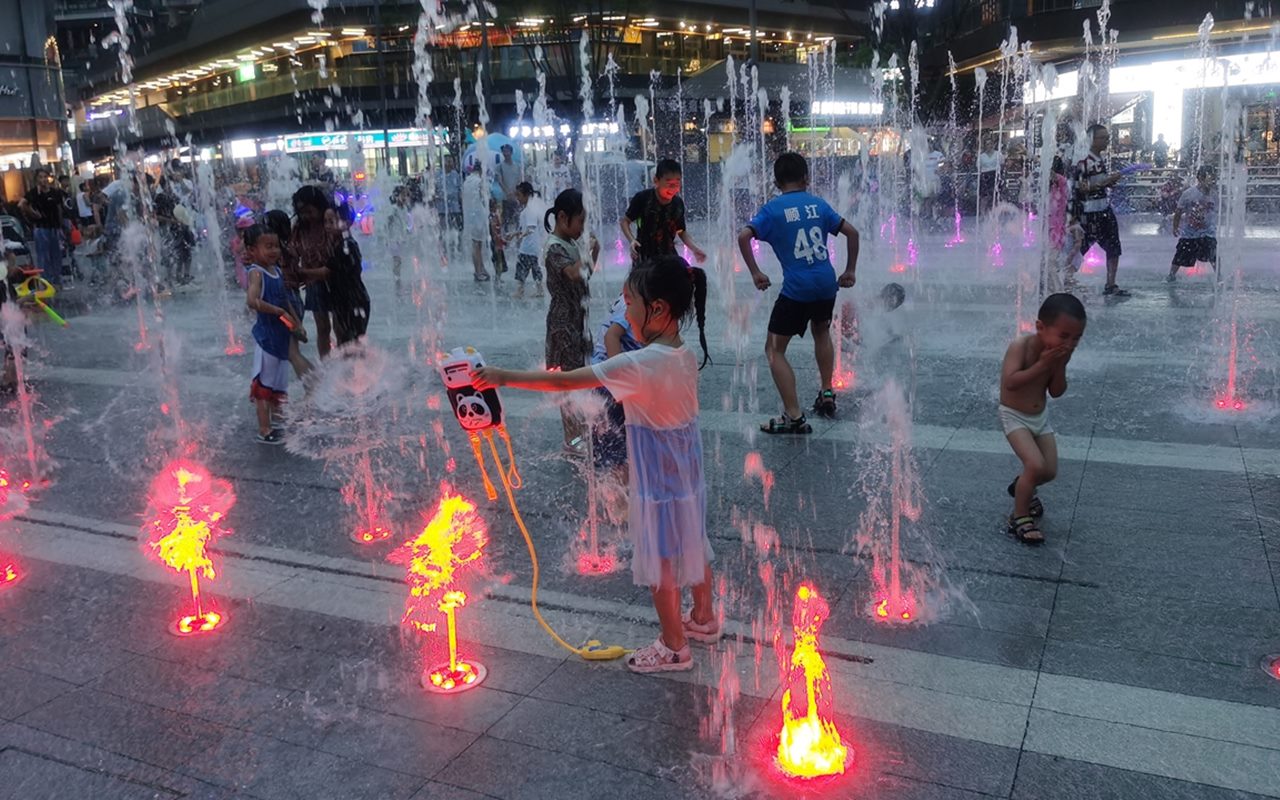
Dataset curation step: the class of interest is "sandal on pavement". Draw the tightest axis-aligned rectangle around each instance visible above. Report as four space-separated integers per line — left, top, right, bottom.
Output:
760 413 812 435
682 611 721 644
626 637 693 674
1008 514 1044 545
1102 284 1131 297
473 272 491 282
1007 479 1043 518
813 390 838 419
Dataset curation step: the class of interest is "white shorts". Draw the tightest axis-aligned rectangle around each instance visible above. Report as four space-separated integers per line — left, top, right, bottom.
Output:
252 345 290 395
999 404 1052 437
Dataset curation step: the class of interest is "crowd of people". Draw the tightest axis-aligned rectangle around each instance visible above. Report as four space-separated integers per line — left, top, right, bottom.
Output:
0 131 1218 674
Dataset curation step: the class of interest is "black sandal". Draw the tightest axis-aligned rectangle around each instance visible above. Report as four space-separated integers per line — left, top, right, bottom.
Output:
1007 479 1043 518
1008 515 1044 545
813 390 837 419
473 272 491 282
760 414 812 435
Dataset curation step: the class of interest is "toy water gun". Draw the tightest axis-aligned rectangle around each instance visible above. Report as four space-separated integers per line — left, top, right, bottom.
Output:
1119 163 1154 176
437 346 626 662
14 272 67 327
438 346 520 500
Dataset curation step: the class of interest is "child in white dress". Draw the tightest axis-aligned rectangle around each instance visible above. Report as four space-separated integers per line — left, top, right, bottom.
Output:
472 255 717 673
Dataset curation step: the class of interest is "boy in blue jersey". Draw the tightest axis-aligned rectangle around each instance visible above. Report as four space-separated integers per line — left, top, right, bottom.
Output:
739 152 860 434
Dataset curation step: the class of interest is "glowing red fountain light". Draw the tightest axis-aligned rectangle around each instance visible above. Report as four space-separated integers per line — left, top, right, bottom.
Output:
1213 395 1247 412
576 551 616 575
776 584 850 779
873 592 916 623
744 452 775 510
889 263 907 274
224 321 246 356
0 468 29 590
1266 655 1280 681
142 460 236 636
389 488 488 692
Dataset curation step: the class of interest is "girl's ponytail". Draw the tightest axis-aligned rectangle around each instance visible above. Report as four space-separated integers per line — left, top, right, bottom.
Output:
688 266 711 370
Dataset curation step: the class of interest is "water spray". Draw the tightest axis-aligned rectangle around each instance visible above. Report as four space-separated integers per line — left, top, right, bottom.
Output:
438 347 627 662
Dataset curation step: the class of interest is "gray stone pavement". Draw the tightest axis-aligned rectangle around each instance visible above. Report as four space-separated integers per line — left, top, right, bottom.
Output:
0 228 1278 799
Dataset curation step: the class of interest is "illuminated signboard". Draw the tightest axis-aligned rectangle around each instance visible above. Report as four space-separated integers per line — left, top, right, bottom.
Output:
282 128 450 152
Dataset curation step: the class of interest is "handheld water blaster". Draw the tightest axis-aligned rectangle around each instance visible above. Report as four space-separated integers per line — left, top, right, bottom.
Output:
438 346 520 499
437 347 627 662
15 273 67 327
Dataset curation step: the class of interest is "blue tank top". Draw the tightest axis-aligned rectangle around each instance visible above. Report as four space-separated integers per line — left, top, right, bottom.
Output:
249 264 291 360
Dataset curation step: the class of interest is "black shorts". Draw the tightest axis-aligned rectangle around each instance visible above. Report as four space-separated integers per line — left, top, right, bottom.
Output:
1172 236 1217 267
768 295 836 338
1080 209 1122 258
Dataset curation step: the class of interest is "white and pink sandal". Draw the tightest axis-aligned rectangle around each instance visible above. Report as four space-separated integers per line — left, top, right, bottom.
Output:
626 637 693 674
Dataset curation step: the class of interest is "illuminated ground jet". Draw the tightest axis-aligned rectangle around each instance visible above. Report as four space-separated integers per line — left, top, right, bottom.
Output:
0 469 29 589
141 461 235 636
389 490 488 693
777 584 849 779
438 347 521 501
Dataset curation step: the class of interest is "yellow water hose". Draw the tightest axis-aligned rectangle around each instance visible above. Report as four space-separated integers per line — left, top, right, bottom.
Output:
484 433 628 661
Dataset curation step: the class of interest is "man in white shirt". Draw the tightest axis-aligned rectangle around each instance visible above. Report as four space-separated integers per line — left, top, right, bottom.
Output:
1074 123 1129 297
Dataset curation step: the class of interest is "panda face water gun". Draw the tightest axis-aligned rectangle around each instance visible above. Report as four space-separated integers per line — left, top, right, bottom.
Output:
437 347 521 500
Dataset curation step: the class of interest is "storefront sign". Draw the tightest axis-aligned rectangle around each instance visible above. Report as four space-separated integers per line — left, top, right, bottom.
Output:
282 127 450 152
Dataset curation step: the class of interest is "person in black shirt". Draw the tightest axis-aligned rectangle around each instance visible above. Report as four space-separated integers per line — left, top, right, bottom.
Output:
18 168 65 286
620 159 707 264
618 159 712 368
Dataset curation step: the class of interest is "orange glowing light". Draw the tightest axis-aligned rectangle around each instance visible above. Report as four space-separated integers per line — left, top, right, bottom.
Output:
889 263 907 274
355 526 393 544
872 591 917 624
142 460 236 635
0 560 20 587
390 489 489 692
0 468 30 589
777 584 849 779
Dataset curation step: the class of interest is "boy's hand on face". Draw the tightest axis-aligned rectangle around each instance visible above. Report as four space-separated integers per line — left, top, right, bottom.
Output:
750 270 771 291
471 366 504 391
1044 345 1073 366
1037 344 1068 366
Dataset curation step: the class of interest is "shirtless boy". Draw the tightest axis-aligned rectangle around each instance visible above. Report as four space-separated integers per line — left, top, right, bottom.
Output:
999 293 1087 544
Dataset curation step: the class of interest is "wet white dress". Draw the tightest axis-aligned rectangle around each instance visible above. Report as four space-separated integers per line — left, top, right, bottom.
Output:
591 343 712 588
